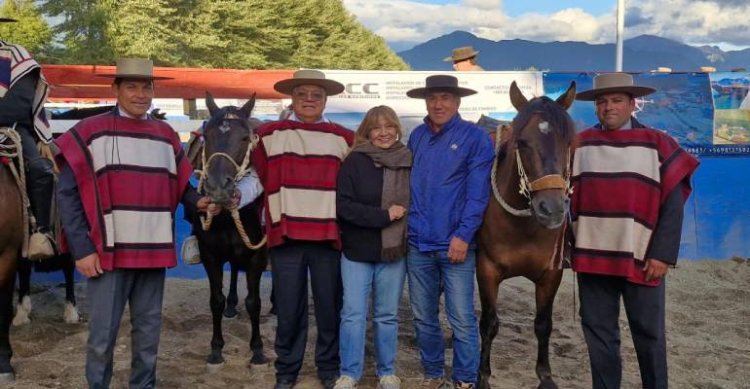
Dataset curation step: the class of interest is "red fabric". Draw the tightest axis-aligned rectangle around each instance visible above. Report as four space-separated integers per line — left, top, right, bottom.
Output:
54 112 193 270
252 120 353 249
571 127 699 286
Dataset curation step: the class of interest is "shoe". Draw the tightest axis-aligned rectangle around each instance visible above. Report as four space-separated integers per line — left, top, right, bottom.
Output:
274 380 294 389
453 382 475 389
181 235 201 265
320 376 339 389
377 375 401 389
28 232 55 261
333 375 357 389
420 377 448 389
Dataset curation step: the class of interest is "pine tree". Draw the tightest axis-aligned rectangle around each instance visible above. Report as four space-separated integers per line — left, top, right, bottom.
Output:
0 0 52 56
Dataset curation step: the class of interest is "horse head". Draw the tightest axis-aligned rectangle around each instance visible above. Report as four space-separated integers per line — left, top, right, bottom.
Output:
201 92 260 206
504 81 577 229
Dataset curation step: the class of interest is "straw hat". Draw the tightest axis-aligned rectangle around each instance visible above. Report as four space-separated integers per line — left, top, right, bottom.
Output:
406 75 477 99
98 58 173 80
575 73 656 101
273 69 345 96
443 46 480 62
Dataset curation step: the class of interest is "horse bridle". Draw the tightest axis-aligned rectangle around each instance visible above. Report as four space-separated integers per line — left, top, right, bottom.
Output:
196 112 259 194
491 124 573 218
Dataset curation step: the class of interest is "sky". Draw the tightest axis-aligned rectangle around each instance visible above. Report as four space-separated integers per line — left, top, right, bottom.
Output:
342 0 750 52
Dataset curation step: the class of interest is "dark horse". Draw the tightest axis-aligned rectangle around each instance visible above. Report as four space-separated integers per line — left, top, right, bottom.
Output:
187 92 269 368
13 253 79 326
477 81 577 389
0 133 24 382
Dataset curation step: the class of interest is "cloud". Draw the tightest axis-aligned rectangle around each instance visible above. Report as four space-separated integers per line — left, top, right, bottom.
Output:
342 0 750 49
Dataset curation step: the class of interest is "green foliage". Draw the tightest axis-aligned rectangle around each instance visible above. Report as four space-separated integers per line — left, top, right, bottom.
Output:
0 0 53 56
39 0 408 70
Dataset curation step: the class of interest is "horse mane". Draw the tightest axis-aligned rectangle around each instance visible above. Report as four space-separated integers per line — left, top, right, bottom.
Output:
510 96 576 144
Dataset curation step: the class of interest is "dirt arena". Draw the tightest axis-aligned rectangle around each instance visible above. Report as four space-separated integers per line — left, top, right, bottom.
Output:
5 259 749 388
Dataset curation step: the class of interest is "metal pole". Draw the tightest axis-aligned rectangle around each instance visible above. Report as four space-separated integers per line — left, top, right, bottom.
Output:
615 0 625 71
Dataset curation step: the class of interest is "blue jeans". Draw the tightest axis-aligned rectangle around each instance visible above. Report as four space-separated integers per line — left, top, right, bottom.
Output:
407 247 479 384
339 255 407 380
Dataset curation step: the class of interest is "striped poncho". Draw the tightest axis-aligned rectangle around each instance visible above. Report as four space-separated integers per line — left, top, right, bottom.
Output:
55 111 193 270
570 124 699 286
0 40 51 143
252 119 354 249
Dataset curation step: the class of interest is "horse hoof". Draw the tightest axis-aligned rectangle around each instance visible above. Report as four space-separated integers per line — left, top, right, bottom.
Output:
0 372 15 384
12 297 32 327
223 307 239 318
64 302 80 323
206 362 224 374
537 378 558 389
250 353 268 365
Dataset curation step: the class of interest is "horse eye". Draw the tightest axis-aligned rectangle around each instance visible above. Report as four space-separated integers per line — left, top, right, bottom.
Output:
516 139 529 149
241 136 250 142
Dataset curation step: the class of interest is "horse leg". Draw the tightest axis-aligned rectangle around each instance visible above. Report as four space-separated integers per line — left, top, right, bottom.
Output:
223 264 239 318
533 269 563 389
477 254 502 389
0 250 18 383
12 259 31 326
204 259 227 367
62 257 79 323
245 260 267 365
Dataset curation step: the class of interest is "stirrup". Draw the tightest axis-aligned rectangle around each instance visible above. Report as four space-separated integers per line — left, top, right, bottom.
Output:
181 235 201 265
28 232 55 261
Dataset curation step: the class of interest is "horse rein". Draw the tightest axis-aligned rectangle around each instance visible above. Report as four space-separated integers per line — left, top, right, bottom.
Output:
196 117 266 250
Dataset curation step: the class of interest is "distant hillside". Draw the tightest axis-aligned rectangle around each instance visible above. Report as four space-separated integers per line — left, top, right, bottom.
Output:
398 31 749 72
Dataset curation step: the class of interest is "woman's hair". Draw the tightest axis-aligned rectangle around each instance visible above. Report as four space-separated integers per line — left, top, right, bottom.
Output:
354 105 403 146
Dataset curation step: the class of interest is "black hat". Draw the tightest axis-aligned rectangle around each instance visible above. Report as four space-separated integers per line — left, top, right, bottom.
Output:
406 75 477 99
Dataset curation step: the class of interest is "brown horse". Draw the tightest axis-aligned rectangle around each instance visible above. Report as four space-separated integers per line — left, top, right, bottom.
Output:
0 141 24 383
185 93 269 369
477 81 577 389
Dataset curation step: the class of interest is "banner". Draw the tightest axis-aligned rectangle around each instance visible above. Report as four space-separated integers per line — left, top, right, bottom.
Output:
709 72 750 155
310 70 543 133
544 72 721 155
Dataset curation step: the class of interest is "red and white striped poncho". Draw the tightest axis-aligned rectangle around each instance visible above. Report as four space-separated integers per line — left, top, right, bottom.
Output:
55 111 193 270
571 125 699 286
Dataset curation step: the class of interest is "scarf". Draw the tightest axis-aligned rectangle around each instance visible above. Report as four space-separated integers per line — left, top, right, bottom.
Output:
352 141 412 260
0 41 51 143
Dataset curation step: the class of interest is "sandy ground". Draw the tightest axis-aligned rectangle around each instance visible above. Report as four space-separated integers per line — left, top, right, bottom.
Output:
4 259 749 389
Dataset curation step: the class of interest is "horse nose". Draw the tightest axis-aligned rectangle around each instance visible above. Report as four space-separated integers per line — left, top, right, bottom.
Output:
538 200 552 217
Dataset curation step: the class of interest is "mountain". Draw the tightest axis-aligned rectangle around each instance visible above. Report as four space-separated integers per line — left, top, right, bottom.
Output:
398 31 749 72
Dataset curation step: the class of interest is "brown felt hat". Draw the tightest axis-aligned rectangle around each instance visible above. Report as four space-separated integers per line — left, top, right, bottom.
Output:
274 69 345 96
406 75 477 99
443 46 479 62
575 73 656 101
97 58 173 81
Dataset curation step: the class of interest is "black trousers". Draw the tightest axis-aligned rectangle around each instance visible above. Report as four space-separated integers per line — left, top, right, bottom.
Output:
578 273 668 389
271 241 342 383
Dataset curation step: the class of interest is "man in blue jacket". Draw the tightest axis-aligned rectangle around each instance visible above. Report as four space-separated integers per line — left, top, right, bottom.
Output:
405 75 495 389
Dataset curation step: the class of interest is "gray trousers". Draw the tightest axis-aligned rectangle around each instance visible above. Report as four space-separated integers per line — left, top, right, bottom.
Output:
86 268 166 389
578 273 668 389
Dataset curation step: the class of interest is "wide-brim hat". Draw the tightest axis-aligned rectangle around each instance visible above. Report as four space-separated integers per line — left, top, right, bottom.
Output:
406 75 477 99
443 46 479 62
0 18 18 23
274 69 345 96
576 73 656 101
97 58 173 80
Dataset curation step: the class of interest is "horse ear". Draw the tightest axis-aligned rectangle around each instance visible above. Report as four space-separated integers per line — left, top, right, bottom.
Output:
206 91 220 117
239 93 256 119
555 81 577 110
509 81 528 111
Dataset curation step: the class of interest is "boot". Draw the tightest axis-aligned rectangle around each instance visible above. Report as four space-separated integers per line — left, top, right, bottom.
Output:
27 159 55 261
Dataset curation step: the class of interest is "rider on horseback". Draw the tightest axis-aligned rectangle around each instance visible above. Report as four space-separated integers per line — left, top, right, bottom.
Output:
0 18 56 261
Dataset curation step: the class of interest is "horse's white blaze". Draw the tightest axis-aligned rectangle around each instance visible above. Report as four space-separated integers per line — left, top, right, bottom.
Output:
539 121 551 134
64 302 80 324
12 295 31 326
